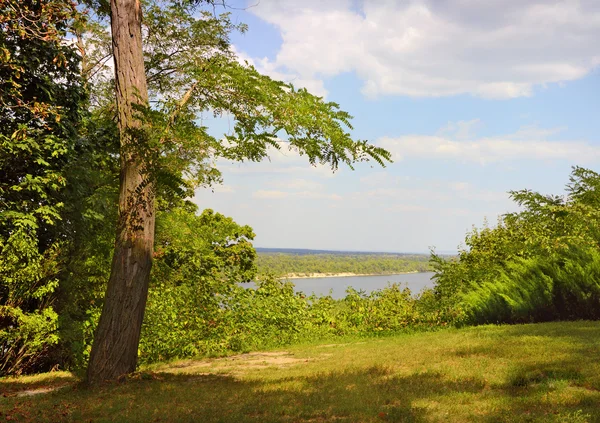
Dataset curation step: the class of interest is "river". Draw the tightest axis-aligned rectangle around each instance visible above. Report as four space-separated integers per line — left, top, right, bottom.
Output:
288 272 436 299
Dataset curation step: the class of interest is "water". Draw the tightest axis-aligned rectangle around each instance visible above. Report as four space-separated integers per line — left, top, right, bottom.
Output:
289 272 436 299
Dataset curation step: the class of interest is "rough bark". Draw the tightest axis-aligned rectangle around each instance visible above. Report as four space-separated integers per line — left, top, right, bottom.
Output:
86 0 154 384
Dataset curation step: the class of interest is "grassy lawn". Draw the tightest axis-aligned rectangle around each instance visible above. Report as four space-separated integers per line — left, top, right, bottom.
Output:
2 321 600 422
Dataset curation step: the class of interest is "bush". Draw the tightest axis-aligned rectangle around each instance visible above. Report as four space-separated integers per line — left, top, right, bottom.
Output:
0 307 59 375
138 276 453 365
462 245 600 324
0 230 61 375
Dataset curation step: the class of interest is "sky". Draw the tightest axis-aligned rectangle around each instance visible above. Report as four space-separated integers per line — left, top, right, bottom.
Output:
194 0 600 254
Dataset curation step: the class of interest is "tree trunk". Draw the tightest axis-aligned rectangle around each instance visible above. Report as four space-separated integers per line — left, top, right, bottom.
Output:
86 0 153 384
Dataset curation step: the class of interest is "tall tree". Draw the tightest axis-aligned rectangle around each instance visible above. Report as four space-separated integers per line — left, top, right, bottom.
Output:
86 0 392 383
85 0 155 382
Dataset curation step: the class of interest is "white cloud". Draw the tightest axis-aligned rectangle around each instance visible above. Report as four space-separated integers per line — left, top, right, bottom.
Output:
359 172 412 186
233 47 328 97
300 191 342 201
271 178 324 192
449 182 470 192
253 189 341 200
379 124 600 164
219 140 339 179
352 183 508 205
351 166 511 206
248 0 600 98
253 190 289 199
436 119 482 140
210 184 235 193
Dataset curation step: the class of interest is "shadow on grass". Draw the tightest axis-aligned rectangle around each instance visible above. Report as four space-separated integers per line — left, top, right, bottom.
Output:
2 322 600 422
2 367 597 422
0 372 77 395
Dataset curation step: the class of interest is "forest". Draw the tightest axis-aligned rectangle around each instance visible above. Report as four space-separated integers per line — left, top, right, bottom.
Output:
3 3 600 421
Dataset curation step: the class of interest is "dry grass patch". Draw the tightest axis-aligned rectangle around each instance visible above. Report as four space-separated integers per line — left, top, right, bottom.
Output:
154 351 314 377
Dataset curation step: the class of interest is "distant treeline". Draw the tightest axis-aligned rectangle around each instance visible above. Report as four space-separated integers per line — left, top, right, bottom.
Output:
256 253 432 276
255 247 427 256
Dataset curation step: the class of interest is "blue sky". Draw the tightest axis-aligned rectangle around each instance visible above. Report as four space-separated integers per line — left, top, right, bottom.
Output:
194 0 600 253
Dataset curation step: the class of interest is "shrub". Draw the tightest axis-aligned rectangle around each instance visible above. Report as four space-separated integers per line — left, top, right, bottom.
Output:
462 245 600 324
138 277 454 364
0 230 61 375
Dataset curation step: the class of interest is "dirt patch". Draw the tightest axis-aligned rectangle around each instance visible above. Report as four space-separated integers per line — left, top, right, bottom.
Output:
227 351 305 366
167 360 213 370
163 351 313 375
13 385 68 397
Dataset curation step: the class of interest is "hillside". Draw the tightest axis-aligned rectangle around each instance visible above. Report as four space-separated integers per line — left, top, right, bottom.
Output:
2 321 599 422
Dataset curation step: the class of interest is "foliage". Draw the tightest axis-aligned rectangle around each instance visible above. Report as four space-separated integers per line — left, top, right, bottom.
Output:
462 245 600 324
431 167 600 325
1 0 392 378
0 231 60 375
138 272 449 364
79 1 392 210
82 0 391 382
153 206 257 285
116 2 393 202
140 206 257 363
0 0 85 376
1 0 84 232
257 253 431 277
47 102 123 369
52 200 258 368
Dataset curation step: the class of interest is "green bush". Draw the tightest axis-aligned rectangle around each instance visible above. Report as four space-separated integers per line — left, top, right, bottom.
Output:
462 245 600 324
431 167 600 326
140 275 314 363
0 307 59 375
138 276 452 365
0 230 61 375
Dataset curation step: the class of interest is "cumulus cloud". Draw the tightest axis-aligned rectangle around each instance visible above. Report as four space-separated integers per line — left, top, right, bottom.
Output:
378 124 600 164
248 0 600 98
233 47 328 97
436 119 482 140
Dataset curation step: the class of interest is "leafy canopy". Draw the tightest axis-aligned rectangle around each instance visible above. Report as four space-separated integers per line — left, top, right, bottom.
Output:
83 1 391 199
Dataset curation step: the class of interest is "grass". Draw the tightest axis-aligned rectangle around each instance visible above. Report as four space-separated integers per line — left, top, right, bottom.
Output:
2 321 600 422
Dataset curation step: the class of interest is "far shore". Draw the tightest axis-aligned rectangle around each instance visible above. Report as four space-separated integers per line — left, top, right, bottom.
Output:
284 270 427 279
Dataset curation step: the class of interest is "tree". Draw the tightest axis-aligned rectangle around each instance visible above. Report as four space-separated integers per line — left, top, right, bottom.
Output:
0 0 85 375
84 0 155 383
85 0 391 383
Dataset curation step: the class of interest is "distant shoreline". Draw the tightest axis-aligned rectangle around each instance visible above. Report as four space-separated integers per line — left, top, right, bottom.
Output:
284 270 426 279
